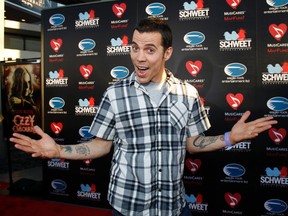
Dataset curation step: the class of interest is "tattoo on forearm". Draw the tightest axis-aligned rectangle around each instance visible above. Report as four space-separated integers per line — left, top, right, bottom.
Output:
193 135 223 149
75 144 90 156
61 145 72 154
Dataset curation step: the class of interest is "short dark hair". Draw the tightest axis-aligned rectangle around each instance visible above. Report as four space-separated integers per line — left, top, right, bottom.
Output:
134 17 172 51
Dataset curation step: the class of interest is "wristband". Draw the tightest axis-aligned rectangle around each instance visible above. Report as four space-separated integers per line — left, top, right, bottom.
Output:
224 131 232 147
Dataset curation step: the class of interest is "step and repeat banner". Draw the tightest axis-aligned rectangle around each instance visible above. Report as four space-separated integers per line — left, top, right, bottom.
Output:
41 0 287 215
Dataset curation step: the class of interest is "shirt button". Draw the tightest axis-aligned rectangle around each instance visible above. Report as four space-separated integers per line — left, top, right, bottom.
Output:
159 169 162 172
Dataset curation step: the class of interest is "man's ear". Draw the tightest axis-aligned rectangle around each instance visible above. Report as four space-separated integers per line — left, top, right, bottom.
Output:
164 47 173 61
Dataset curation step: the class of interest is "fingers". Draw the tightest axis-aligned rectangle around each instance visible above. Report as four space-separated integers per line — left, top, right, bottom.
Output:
10 136 32 147
232 112 278 143
249 118 277 131
10 133 35 153
32 152 43 158
14 143 34 154
239 111 276 126
10 126 44 142
245 118 277 139
238 110 251 123
34 125 46 137
14 143 30 151
253 123 274 134
10 125 44 147
251 116 275 125
9 126 49 158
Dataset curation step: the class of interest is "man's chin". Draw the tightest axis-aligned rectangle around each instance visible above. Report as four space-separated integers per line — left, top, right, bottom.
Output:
136 76 149 84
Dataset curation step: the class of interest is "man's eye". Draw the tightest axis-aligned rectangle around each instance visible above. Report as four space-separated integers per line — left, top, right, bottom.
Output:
147 49 155 54
132 46 139 52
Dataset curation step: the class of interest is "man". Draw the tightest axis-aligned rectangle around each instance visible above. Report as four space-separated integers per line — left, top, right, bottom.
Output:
10 17 277 216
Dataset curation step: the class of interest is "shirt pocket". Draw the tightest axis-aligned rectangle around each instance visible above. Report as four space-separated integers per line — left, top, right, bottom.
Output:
170 101 188 131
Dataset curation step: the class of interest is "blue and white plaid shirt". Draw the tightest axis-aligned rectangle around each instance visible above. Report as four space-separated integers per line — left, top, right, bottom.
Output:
89 70 211 216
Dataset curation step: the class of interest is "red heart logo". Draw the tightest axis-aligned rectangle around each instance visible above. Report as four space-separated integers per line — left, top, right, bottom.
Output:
80 65 93 79
185 158 201 174
226 0 241 9
269 23 287 41
224 192 241 208
50 39 62 52
268 128 286 145
112 3 126 18
226 93 243 110
50 122 63 135
84 159 92 166
186 60 202 77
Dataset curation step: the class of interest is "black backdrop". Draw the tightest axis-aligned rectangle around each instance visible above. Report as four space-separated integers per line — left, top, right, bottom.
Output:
41 0 288 215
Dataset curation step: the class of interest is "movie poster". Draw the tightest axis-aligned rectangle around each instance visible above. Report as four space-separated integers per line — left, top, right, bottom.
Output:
1 61 41 139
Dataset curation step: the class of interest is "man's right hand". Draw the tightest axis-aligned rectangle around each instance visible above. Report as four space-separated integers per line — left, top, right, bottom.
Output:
10 125 61 159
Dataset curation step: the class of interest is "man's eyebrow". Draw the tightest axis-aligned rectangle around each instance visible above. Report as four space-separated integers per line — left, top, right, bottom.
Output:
131 41 157 48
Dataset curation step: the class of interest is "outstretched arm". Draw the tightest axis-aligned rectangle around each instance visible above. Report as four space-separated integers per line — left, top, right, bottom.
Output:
9 125 113 159
186 111 277 154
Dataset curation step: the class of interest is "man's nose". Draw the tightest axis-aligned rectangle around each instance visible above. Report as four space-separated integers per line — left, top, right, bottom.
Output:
136 50 146 61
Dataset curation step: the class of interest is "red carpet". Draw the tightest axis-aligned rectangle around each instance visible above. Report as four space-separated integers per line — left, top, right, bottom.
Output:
0 194 112 216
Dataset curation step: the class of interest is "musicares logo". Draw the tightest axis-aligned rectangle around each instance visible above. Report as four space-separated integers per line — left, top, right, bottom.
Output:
269 23 287 41
186 60 202 77
226 0 242 9
185 158 201 174
51 122 63 135
112 3 126 18
224 192 241 208
80 65 93 79
226 93 244 110
50 39 62 52
83 159 92 166
268 128 286 145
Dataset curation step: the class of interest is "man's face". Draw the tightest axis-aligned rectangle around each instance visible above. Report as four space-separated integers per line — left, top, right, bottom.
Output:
130 30 172 83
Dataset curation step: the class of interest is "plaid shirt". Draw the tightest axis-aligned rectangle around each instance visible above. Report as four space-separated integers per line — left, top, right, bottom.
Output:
89 70 210 216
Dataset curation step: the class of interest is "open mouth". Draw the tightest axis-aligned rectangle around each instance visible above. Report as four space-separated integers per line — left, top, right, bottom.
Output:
136 66 149 77
137 65 148 71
